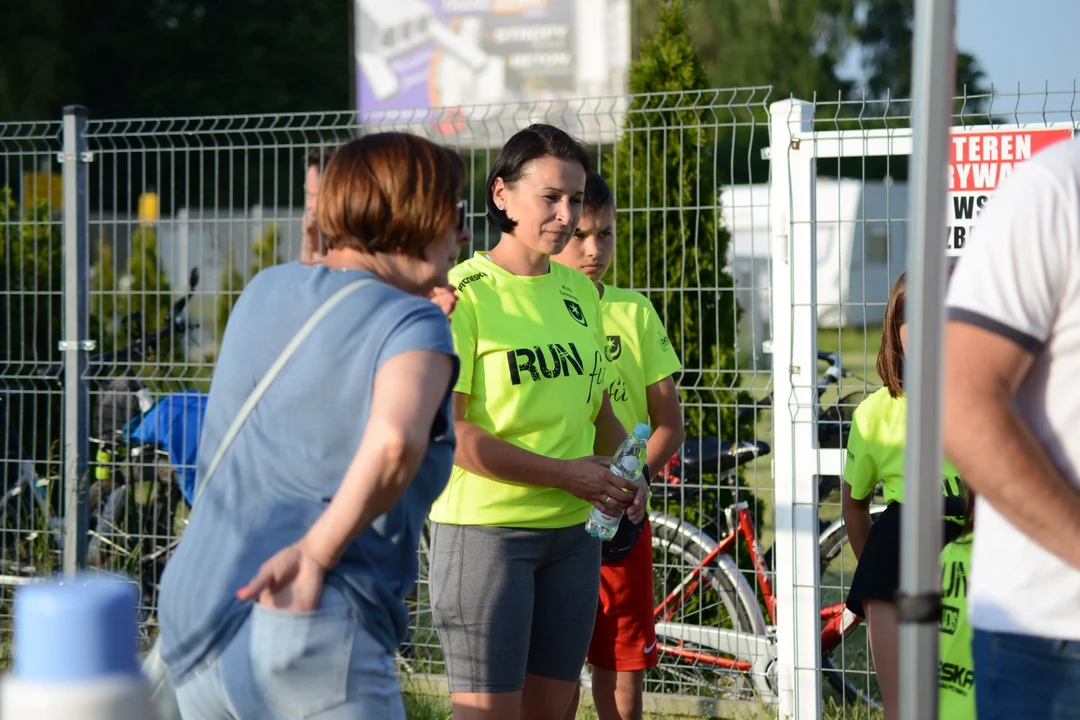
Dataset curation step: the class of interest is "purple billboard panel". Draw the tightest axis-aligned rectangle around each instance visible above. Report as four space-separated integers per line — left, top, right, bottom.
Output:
354 0 628 131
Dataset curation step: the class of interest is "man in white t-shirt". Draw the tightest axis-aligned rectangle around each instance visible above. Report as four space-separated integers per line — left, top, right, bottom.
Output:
944 134 1080 717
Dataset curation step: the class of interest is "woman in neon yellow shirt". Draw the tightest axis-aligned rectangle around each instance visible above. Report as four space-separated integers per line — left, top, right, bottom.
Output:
552 172 685 720
427 124 650 720
842 271 965 718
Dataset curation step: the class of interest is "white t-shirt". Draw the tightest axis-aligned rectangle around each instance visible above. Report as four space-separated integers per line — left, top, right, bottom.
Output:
947 135 1080 640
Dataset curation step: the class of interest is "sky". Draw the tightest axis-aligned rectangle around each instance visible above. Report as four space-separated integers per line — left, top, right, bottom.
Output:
956 0 1078 92
833 0 1080 121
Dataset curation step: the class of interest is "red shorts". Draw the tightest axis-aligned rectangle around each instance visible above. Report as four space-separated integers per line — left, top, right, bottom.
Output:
587 518 659 671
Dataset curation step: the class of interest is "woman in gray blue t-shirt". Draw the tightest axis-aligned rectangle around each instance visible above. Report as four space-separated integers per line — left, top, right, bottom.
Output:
158 133 468 720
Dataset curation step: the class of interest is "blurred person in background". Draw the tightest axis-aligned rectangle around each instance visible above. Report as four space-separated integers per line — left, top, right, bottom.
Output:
301 144 337 264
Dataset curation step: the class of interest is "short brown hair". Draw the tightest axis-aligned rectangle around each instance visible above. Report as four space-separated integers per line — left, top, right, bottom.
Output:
877 272 907 398
583 172 614 215
317 133 464 257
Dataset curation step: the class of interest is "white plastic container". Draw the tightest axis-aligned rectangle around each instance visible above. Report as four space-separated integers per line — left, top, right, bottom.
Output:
0 574 156 720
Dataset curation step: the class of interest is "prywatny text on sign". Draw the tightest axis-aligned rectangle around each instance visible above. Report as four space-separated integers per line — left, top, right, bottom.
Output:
947 127 1074 256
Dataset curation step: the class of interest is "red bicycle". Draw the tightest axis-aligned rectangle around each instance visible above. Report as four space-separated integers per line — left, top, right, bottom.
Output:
633 353 885 705
644 439 885 705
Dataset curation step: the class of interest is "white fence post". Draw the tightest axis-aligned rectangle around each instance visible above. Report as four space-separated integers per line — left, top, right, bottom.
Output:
769 98 822 720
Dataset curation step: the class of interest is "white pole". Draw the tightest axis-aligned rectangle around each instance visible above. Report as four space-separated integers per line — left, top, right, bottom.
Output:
899 1 956 719
768 98 821 719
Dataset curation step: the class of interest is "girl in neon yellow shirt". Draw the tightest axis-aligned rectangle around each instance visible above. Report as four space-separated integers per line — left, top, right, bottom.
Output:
842 271 965 718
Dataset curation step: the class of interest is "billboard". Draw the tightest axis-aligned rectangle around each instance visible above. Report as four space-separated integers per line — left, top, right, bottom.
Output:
946 127 1074 255
354 0 630 140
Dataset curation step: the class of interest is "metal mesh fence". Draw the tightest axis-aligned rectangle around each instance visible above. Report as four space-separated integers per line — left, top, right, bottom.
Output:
0 119 66 664
774 86 1080 719
1 85 1073 716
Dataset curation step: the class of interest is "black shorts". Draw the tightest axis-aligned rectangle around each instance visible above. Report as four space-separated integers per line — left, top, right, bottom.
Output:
845 501 964 617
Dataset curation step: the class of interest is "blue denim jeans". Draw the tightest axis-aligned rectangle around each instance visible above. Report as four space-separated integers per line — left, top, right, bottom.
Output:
174 585 404 719
974 628 1080 719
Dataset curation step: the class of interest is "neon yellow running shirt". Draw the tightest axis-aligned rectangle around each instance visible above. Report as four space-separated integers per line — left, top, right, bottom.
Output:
428 252 610 528
939 537 974 720
599 285 683 434
844 387 964 504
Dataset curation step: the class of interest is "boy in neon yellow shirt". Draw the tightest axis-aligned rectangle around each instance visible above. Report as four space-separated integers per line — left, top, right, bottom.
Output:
940 528 975 719
552 172 685 720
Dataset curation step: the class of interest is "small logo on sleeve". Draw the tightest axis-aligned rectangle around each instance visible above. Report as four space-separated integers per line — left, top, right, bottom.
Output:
606 335 622 361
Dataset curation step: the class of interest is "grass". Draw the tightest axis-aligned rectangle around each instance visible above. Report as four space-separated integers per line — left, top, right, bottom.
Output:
403 691 742 720
0 325 892 717
402 691 884 720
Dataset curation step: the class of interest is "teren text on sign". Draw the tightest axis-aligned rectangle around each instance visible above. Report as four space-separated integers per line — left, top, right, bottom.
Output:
947 127 1074 256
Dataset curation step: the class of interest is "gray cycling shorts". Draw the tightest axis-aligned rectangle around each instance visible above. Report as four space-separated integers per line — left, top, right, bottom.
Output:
428 522 602 693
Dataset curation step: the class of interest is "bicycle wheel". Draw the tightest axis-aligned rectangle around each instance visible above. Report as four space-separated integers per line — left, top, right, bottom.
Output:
0 474 54 575
818 503 888 708
646 511 771 702
88 472 182 613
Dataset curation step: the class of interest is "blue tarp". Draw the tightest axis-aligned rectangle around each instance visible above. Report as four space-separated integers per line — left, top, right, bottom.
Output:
125 389 208 506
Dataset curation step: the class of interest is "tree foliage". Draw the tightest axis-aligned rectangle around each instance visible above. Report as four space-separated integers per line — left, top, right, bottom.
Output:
610 0 743 440
0 188 63 460
0 0 996 124
857 0 991 112
0 0 350 121
685 0 856 102
122 226 173 336
216 224 283 344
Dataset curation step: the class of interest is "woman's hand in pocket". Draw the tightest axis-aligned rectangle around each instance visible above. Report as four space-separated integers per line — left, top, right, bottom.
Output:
236 541 330 612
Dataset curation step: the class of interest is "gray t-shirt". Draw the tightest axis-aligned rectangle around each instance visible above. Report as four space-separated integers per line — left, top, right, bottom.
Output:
158 263 457 682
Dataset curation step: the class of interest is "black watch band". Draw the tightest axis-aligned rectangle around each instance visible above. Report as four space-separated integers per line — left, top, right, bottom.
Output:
642 462 651 487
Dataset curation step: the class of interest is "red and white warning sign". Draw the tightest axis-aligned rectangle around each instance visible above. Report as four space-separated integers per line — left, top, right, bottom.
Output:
947 127 1074 255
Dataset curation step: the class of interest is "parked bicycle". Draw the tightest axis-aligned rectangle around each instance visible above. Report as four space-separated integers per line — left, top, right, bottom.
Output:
0 268 205 607
617 350 886 705
645 453 886 705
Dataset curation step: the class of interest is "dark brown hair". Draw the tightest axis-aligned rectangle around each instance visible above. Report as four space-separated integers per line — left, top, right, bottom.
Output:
316 133 464 258
583 172 614 215
486 123 591 234
877 271 907 398
960 488 976 539
306 144 339 172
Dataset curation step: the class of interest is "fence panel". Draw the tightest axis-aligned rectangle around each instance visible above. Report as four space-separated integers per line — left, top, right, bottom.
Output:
770 87 1080 720
0 89 780 716
0 117 66 658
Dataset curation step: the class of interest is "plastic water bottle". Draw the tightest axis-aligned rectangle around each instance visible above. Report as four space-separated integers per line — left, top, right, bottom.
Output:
585 422 652 541
0 574 156 720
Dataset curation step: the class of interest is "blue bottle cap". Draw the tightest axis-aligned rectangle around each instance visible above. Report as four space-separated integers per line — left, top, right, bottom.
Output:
13 573 141 682
632 423 651 440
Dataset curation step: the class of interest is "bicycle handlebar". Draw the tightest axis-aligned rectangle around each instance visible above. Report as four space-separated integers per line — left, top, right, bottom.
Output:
738 349 852 420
